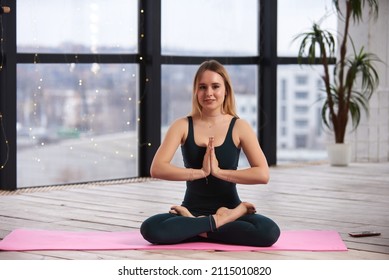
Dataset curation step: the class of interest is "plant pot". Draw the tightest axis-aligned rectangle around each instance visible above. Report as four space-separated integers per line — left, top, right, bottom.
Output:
326 143 352 166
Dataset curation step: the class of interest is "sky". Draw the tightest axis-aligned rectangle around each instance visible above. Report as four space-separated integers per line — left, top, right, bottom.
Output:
17 0 337 56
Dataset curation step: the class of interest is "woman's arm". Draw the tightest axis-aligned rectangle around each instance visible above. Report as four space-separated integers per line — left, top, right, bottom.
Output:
150 117 208 181
211 119 269 184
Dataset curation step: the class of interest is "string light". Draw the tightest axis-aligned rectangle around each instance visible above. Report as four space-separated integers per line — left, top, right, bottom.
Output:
139 142 152 147
136 5 155 149
33 53 39 64
0 4 5 70
0 4 10 169
0 113 9 170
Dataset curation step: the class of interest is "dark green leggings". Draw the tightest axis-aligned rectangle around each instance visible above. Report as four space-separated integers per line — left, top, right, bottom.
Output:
140 213 280 247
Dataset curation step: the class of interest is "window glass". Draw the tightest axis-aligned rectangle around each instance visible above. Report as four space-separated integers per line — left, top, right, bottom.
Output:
162 0 258 56
278 0 337 56
277 65 333 163
17 0 138 53
161 64 257 168
17 64 139 187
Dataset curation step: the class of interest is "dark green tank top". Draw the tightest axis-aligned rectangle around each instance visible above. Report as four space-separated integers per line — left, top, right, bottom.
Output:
181 116 241 216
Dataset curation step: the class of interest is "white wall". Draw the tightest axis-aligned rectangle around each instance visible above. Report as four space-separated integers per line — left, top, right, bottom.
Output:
342 0 389 162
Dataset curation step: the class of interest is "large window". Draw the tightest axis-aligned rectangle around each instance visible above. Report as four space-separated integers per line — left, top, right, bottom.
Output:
161 0 259 169
277 65 332 162
15 0 139 187
277 0 337 163
1 0 339 190
17 64 138 187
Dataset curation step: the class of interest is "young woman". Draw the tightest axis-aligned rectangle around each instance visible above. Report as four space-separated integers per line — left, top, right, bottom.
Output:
140 60 280 247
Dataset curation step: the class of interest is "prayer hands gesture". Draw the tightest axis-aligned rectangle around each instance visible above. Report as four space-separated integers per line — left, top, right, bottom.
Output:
202 137 220 177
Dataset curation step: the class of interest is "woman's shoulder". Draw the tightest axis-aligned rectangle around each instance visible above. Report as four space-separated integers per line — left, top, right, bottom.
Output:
234 117 251 129
168 116 190 132
233 118 256 137
171 116 190 126
163 117 190 145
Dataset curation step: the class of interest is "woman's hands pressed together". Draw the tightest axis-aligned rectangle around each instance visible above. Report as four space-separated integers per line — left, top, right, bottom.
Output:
202 137 222 178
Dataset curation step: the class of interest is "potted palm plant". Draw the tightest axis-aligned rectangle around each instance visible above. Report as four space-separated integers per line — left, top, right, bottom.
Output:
295 0 380 166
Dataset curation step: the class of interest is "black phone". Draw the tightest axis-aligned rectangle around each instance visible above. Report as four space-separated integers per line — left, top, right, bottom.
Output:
348 231 381 237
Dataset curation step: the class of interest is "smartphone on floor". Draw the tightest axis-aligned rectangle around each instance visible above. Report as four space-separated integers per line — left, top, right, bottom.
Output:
348 231 381 237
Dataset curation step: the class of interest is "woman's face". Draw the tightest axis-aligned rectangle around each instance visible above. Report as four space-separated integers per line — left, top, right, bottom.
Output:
196 70 226 113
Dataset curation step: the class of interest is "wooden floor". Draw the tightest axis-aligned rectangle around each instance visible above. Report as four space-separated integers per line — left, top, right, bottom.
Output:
0 162 388 260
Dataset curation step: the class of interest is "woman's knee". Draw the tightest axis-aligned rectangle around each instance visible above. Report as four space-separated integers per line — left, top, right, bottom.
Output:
255 222 281 247
140 217 155 243
140 214 170 244
246 216 281 247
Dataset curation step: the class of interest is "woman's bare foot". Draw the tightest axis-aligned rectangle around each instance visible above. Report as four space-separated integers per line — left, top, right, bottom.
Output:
213 202 256 228
169 205 195 217
243 201 257 214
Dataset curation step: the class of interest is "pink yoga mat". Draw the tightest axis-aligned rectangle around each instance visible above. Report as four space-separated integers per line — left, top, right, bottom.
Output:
0 229 347 252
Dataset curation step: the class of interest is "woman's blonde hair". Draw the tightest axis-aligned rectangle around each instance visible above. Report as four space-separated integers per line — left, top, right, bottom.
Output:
191 60 238 118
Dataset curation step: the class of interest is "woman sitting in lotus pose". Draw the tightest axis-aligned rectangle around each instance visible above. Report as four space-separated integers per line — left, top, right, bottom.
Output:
140 60 280 247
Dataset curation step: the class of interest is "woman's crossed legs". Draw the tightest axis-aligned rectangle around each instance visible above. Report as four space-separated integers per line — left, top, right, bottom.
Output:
140 203 280 247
